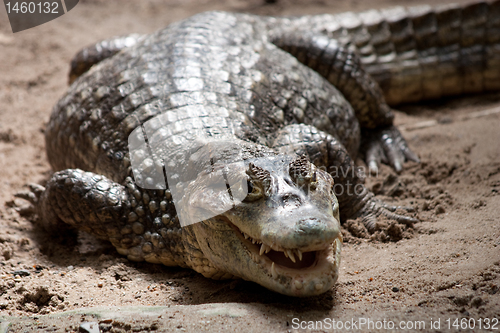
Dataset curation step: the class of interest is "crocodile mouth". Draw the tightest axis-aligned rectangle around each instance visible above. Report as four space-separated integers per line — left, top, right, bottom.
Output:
238 227 318 270
228 221 341 293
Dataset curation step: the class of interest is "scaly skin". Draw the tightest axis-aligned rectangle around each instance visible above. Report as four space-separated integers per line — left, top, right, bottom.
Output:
19 1 500 296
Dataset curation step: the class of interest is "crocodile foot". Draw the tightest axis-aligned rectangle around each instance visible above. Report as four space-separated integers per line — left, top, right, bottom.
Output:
362 125 419 174
13 183 45 217
353 195 418 232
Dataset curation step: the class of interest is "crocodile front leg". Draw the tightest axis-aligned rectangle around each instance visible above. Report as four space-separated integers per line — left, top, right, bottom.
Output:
69 34 144 84
26 169 130 241
272 123 417 231
18 169 187 267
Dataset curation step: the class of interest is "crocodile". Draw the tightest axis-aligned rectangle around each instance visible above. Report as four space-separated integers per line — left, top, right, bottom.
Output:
18 0 500 296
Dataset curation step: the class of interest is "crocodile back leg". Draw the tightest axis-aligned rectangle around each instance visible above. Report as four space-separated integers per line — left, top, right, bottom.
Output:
69 34 145 84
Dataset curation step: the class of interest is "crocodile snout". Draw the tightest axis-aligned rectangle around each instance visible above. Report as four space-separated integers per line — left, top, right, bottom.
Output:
260 206 340 251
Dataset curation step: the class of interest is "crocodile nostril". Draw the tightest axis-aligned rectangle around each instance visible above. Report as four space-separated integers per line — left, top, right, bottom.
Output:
281 193 302 206
297 217 338 241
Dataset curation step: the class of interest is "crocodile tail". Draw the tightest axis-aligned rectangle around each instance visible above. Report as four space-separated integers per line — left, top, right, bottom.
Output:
359 0 500 105
276 0 500 105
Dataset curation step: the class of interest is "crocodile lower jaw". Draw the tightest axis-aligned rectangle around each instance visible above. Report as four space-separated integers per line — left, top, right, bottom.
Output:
229 222 342 296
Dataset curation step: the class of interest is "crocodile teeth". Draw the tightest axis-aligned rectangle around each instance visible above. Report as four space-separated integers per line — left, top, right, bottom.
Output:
294 280 303 290
315 283 324 291
296 249 303 261
271 262 278 279
259 244 271 255
240 229 307 264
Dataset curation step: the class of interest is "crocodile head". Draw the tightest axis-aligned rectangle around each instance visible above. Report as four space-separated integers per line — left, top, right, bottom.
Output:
185 154 342 296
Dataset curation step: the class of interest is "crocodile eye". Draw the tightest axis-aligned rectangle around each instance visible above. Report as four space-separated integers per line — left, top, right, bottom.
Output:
332 199 339 217
247 179 254 193
309 170 317 190
311 170 317 183
244 179 262 202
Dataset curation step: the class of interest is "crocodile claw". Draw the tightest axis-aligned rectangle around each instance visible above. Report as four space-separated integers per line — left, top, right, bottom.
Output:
15 183 45 203
362 125 419 174
13 183 45 217
356 197 419 232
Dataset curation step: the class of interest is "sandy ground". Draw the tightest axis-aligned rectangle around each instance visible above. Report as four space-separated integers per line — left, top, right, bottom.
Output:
0 0 499 332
